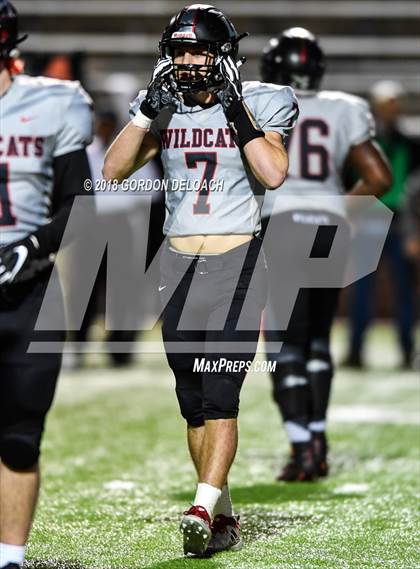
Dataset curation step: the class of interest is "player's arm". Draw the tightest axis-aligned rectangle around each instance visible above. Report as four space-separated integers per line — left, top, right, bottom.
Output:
103 125 160 182
242 130 289 189
38 149 94 251
401 172 420 258
343 97 392 198
347 140 392 198
40 85 96 255
104 57 175 182
217 56 297 189
0 149 94 286
0 86 95 287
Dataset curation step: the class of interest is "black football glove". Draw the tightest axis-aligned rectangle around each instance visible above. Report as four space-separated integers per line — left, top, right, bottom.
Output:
216 55 264 148
0 235 44 286
140 57 178 120
216 55 244 117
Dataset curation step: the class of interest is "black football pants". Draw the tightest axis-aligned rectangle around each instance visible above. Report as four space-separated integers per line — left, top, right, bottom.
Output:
160 238 267 427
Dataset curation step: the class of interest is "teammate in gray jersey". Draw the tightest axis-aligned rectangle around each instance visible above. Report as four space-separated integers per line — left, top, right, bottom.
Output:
104 4 298 556
260 28 391 481
0 3 93 568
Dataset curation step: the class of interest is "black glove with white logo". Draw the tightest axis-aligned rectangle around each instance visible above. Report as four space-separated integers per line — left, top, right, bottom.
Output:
217 55 264 148
0 235 44 286
138 57 178 123
216 55 243 114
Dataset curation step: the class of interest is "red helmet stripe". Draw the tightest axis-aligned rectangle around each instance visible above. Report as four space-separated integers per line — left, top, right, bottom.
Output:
191 10 199 34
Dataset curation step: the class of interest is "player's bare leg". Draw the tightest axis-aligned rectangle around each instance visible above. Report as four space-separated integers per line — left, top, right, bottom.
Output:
187 425 204 474
182 420 238 555
187 424 234 509
0 462 39 566
181 424 214 555
199 419 237 489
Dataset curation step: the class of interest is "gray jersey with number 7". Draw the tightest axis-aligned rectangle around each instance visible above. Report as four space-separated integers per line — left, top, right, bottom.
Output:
129 81 299 237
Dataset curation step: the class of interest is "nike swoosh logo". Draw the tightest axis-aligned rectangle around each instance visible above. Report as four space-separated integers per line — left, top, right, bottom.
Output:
158 285 167 292
20 116 36 123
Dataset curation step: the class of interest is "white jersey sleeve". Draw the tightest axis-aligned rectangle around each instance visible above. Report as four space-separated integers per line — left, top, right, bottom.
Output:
342 95 376 148
129 91 142 118
53 83 93 157
243 81 299 137
0 75 94 245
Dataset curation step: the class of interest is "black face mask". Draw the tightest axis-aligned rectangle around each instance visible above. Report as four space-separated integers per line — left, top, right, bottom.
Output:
171 47 223 94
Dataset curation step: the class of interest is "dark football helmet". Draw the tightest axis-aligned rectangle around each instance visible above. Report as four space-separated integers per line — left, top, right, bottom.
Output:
260 27 325 91
159 4 247 93
0 0 27 59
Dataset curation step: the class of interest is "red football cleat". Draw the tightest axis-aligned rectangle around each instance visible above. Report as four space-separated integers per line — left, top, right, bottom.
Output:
276 442 317 482
207 514 243 553
180 505 212 556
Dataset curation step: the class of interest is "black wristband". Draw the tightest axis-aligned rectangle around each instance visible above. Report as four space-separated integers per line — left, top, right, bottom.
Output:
225 100 265 148
140 99 159 120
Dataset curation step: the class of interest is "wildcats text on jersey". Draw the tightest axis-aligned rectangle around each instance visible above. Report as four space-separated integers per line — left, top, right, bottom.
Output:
0 74 93 244
160 127 236 150
0 135 44 157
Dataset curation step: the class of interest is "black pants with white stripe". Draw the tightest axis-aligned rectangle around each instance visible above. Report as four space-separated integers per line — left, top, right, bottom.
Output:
262 211 350 432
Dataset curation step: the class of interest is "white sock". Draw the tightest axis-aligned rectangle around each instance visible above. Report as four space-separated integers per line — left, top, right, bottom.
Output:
285 421 311 443
213 483 234 517
0 543 26 568
309 420 326 433
193 482 222 518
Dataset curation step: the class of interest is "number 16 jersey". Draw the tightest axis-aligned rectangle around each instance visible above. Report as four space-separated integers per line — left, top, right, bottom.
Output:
262 90 376 218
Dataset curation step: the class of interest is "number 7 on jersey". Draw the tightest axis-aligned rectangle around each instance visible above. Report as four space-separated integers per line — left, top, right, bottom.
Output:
185 152 218 215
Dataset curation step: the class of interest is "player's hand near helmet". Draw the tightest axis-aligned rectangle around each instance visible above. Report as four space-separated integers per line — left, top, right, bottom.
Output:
216 55 243 115
216 55 264 148
0 234 43 286
136 57 178 125
104 58 173 180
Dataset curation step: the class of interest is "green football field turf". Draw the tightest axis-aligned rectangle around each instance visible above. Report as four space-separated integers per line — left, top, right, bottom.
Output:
25 323 419 569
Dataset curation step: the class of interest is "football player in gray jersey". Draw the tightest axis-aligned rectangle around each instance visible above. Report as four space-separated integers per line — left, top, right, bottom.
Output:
104 4 298 556
260 28 392 481
0 3 93 568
